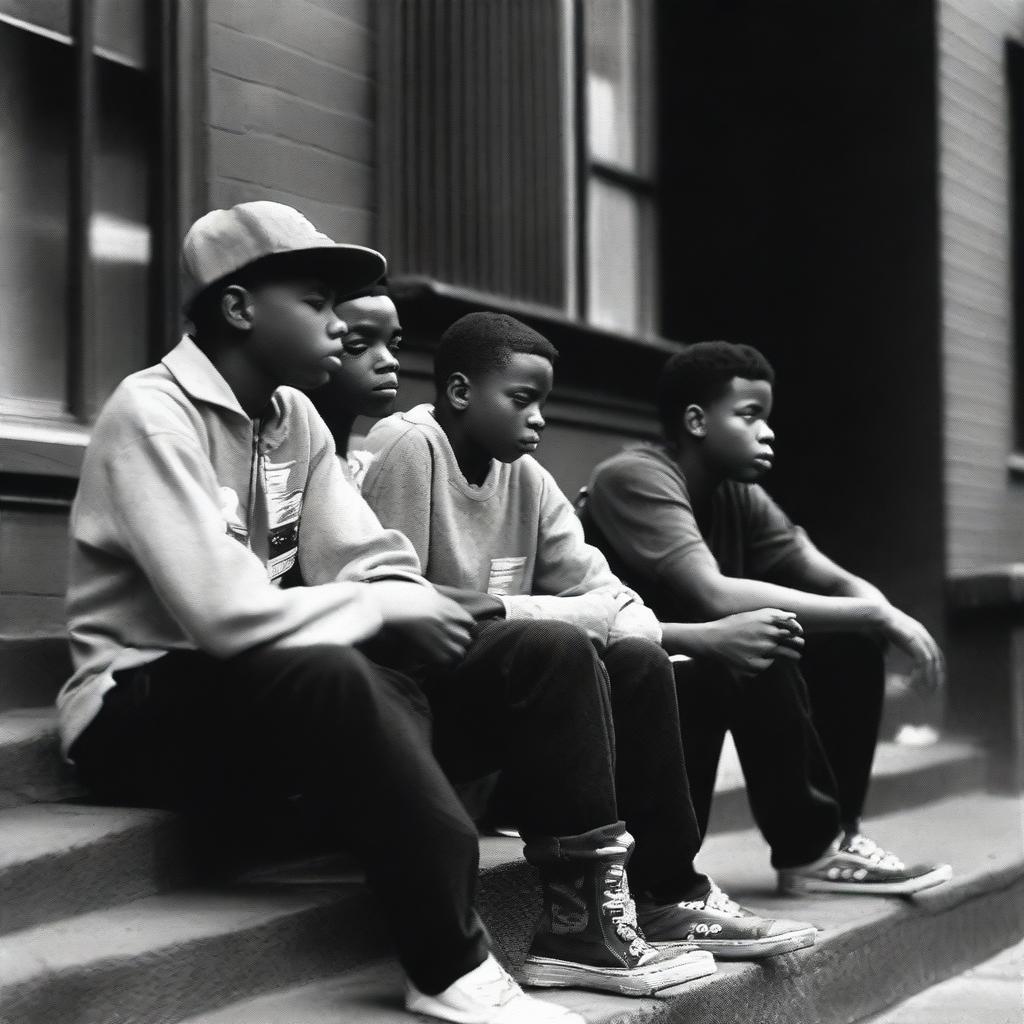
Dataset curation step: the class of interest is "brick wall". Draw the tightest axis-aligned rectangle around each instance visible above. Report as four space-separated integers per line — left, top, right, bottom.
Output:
204 0 377 245
940 0 1024 575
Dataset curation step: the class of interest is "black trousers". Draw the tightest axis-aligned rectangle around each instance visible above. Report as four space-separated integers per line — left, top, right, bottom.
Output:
673 633 885 869
432 624 709 902
68 620 707 991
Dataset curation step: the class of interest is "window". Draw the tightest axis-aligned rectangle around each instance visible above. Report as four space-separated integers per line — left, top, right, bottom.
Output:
579 0 658 335
0 1 176 428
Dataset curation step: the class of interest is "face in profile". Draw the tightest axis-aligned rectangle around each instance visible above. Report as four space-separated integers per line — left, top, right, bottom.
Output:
460 351 553 463
697 376 776 481
319 294 402 418
245 277 348 391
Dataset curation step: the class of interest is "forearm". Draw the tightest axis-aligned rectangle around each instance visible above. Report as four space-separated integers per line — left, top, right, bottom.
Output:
660 621 716 657
696 575 889 634
433 585 505 621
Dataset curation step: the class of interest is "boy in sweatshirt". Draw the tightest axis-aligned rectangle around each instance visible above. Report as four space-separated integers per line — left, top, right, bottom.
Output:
60 203 717 1024
362 311 817 961
582 341 951 896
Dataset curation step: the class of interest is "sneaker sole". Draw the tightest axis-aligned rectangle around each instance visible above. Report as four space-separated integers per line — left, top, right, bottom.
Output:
650 925 818 960
778 863 953 897
520 950 716 996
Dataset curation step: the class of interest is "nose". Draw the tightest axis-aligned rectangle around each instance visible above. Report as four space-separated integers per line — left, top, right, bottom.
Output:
328 313 348 338
376 345 400 372
758 421 775 444
527 406 545 431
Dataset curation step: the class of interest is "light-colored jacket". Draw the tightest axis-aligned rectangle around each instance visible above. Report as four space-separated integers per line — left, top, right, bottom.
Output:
59 336 423 756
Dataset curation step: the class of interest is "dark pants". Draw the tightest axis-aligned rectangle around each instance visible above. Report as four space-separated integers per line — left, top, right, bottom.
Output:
441 625 709 902
68 620 707 990
673 633 885 869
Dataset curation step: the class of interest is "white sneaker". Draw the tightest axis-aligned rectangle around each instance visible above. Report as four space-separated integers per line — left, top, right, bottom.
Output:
405 953 585 1024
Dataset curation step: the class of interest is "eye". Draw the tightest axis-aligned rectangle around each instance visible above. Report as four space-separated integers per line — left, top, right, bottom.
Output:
388 339 402 352
305 293 330 311
342 340 369 355
512 393 533 407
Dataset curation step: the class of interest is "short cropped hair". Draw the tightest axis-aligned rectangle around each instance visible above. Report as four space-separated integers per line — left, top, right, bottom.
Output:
434 312 559 394
657 341 775 441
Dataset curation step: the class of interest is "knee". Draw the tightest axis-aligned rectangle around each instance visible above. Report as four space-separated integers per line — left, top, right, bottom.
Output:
605 635 673 686
510 618 597 663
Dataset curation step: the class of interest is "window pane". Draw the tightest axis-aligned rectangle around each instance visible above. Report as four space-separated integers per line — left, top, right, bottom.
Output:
95 0 147 68
0 1 147 67
92 56 154 407
584 0 652 173
586 179 655 334
0 22 71 413
0 1 69 40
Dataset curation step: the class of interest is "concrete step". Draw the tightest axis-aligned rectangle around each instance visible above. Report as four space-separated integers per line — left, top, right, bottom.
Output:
177 792 1024 1024
859 934 1024 1022
0 707 83 809
0 803 193 936
708 732 987 833
0 635 71 712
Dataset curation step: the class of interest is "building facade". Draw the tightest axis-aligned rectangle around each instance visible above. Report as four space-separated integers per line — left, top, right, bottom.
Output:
3 0 1024 735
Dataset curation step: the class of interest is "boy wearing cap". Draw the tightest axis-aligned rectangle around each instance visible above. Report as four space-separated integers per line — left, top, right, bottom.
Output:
59 203 714 1024
361 311 818 964
581 341 952 896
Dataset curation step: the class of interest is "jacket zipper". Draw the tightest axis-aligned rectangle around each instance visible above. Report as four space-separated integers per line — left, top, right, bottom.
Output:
247 418 262 550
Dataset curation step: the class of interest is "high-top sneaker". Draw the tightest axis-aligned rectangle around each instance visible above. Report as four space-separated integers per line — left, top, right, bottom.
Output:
520 826 716 996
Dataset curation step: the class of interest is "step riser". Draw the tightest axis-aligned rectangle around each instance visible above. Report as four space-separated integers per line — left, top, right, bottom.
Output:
664 866 1024 1024
1 814 193 936
0 637 71 712
0 893 393 1024
708 753 988 834
0 732 84 810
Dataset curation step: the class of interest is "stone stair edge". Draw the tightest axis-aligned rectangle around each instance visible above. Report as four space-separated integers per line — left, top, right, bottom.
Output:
0 792 1020 1024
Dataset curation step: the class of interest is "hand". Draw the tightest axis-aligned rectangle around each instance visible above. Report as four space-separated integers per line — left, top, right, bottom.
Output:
880 606 945 693
703 608 805 676
369 581 474 668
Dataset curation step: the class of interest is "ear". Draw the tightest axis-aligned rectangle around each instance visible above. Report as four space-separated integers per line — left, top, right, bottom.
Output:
445 372 471 412
683 403 707 439
221 285 255 332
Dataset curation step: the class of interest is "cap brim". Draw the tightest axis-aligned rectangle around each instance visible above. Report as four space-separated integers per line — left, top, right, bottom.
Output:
184 244 386 313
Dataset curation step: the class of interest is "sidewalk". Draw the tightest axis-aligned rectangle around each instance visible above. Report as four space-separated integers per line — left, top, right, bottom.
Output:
866 937 1024 1024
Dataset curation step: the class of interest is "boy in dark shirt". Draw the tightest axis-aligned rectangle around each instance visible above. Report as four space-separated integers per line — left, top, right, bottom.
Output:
583 341 951 895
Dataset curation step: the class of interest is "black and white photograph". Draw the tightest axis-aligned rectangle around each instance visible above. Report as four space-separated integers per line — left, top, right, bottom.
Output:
0 2 1022 1022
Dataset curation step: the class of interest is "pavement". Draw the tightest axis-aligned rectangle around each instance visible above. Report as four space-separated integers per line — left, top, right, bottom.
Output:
865 937 1024 1024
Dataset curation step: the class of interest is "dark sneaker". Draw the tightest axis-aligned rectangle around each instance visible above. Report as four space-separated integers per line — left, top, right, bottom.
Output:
778 834 953 896
637 882 817 959
406 954 584 1024
522 852 716 996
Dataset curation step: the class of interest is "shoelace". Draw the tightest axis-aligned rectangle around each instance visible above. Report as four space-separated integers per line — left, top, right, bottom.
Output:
678 882 743 917
602 866 654 960
844 833 905 870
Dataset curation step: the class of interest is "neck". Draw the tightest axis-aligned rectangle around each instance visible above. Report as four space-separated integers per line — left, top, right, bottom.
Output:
202 338 277 419
434 403 492 486
672 441 722 509
319 409 358 457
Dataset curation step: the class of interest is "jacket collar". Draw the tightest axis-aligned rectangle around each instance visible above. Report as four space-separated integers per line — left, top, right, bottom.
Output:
162 335 283 423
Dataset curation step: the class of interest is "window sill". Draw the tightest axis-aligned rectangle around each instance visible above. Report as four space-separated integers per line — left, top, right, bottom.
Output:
0 416 90 479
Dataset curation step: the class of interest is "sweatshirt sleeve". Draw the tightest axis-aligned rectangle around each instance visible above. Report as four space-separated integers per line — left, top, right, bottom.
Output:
361 424 434 570
530 465 630 598
100 429 386 656
297 410 426 586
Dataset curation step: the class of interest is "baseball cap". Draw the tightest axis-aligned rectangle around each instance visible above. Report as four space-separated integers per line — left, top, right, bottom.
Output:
181 201 386 310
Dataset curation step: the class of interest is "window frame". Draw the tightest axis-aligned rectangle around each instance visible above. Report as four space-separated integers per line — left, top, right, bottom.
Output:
574 0 660 336
0 0 190 479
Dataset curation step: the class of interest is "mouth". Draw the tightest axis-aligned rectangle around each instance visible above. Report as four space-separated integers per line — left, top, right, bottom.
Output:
322 354 345 373
752 453 774 470
372 379 399 394
518 437 541 452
